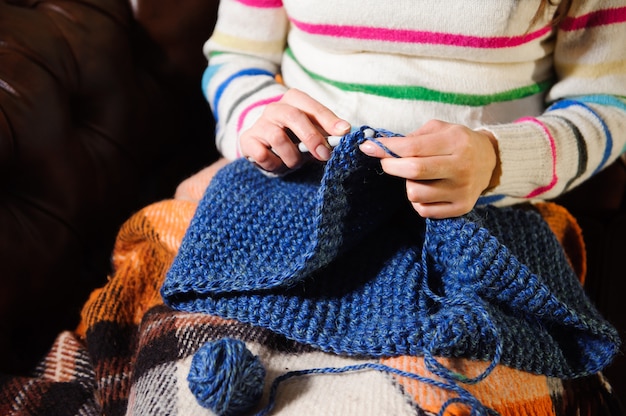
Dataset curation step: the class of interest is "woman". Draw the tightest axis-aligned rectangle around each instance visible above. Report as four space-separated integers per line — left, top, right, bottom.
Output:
198 0 626 218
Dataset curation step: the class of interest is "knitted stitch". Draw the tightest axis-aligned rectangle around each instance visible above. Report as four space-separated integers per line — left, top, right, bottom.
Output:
1 196 623 415
162 126 620 380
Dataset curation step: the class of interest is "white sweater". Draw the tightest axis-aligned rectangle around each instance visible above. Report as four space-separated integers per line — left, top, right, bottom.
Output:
202 0 626 205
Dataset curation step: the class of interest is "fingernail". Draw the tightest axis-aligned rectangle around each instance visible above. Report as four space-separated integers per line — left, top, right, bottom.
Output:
335 120 351 132
316 144 332 161
359 141 376 155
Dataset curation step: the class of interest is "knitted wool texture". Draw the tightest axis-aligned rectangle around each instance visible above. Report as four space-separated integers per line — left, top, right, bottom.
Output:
2 197 623 416
162 127 620 379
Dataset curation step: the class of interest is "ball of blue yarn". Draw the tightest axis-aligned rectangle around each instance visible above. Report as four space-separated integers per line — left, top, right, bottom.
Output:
188 338 266 415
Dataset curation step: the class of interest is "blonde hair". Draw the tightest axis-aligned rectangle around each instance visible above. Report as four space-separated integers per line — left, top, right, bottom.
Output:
532 0 573 27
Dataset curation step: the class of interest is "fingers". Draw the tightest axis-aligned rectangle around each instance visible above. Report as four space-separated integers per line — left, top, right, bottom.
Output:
241 118 303 171
381 156 475 218
359 122 456 160
358 120 498 219
410 201 473 219
239 89 350 173
283 89 351 136
280 90 351 157
380 155 455 181
405 181 477 219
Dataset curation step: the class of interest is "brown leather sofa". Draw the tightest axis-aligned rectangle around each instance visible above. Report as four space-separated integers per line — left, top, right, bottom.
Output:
0 0 220 374
1 0 625 402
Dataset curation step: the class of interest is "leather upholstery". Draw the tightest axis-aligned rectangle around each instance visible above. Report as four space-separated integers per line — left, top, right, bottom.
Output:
0 0 218 373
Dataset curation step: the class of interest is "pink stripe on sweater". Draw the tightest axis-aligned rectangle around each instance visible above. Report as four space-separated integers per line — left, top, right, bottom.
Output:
561 6 626 31
517 117 558 198
290 18 551 48
236 95 284 157
236 0 282 8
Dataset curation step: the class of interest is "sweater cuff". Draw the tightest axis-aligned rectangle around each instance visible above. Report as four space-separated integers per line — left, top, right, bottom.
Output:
483 121 556 199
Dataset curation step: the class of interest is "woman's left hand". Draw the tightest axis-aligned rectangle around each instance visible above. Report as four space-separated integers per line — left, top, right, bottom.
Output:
359 120 500 219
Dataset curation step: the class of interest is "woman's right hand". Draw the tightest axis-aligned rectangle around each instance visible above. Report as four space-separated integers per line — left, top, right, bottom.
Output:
239 89 351 173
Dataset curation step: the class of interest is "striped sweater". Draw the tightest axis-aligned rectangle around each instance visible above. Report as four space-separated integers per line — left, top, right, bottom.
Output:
202 0 626 205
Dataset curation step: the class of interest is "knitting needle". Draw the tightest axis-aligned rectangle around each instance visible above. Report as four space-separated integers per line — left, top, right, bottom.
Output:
298 136 343 153
246 135 342 163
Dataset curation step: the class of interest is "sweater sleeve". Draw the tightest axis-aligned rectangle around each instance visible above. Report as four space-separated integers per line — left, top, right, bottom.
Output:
201 0 290 160
483 1 626 202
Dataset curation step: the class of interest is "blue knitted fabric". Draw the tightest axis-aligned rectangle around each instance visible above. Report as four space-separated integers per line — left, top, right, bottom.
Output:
162 126 620 379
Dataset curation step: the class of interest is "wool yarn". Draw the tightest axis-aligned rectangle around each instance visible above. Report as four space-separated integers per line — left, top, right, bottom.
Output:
163 126 620 381
188 338 265 415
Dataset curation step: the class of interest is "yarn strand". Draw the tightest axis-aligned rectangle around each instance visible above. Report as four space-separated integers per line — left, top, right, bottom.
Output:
420 221 504 386
356 126 403 158
256 362 498 416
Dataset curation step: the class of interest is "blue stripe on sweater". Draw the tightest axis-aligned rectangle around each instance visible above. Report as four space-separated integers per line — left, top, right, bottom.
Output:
207 67 274 122
548 98 613 174
575 95 626 153
574 95 626 112
201 64 222 102
477 194 505 206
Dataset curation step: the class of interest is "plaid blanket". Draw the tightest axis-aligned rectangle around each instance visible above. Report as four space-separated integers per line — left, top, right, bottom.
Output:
0 194 623 415
163 128 619 382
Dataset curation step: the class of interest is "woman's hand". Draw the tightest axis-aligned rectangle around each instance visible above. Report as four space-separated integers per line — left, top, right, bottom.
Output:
359 120 500 219
239 89 351 173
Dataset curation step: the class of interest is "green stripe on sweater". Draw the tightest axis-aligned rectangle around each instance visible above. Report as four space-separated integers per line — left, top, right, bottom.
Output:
285 48 551 106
